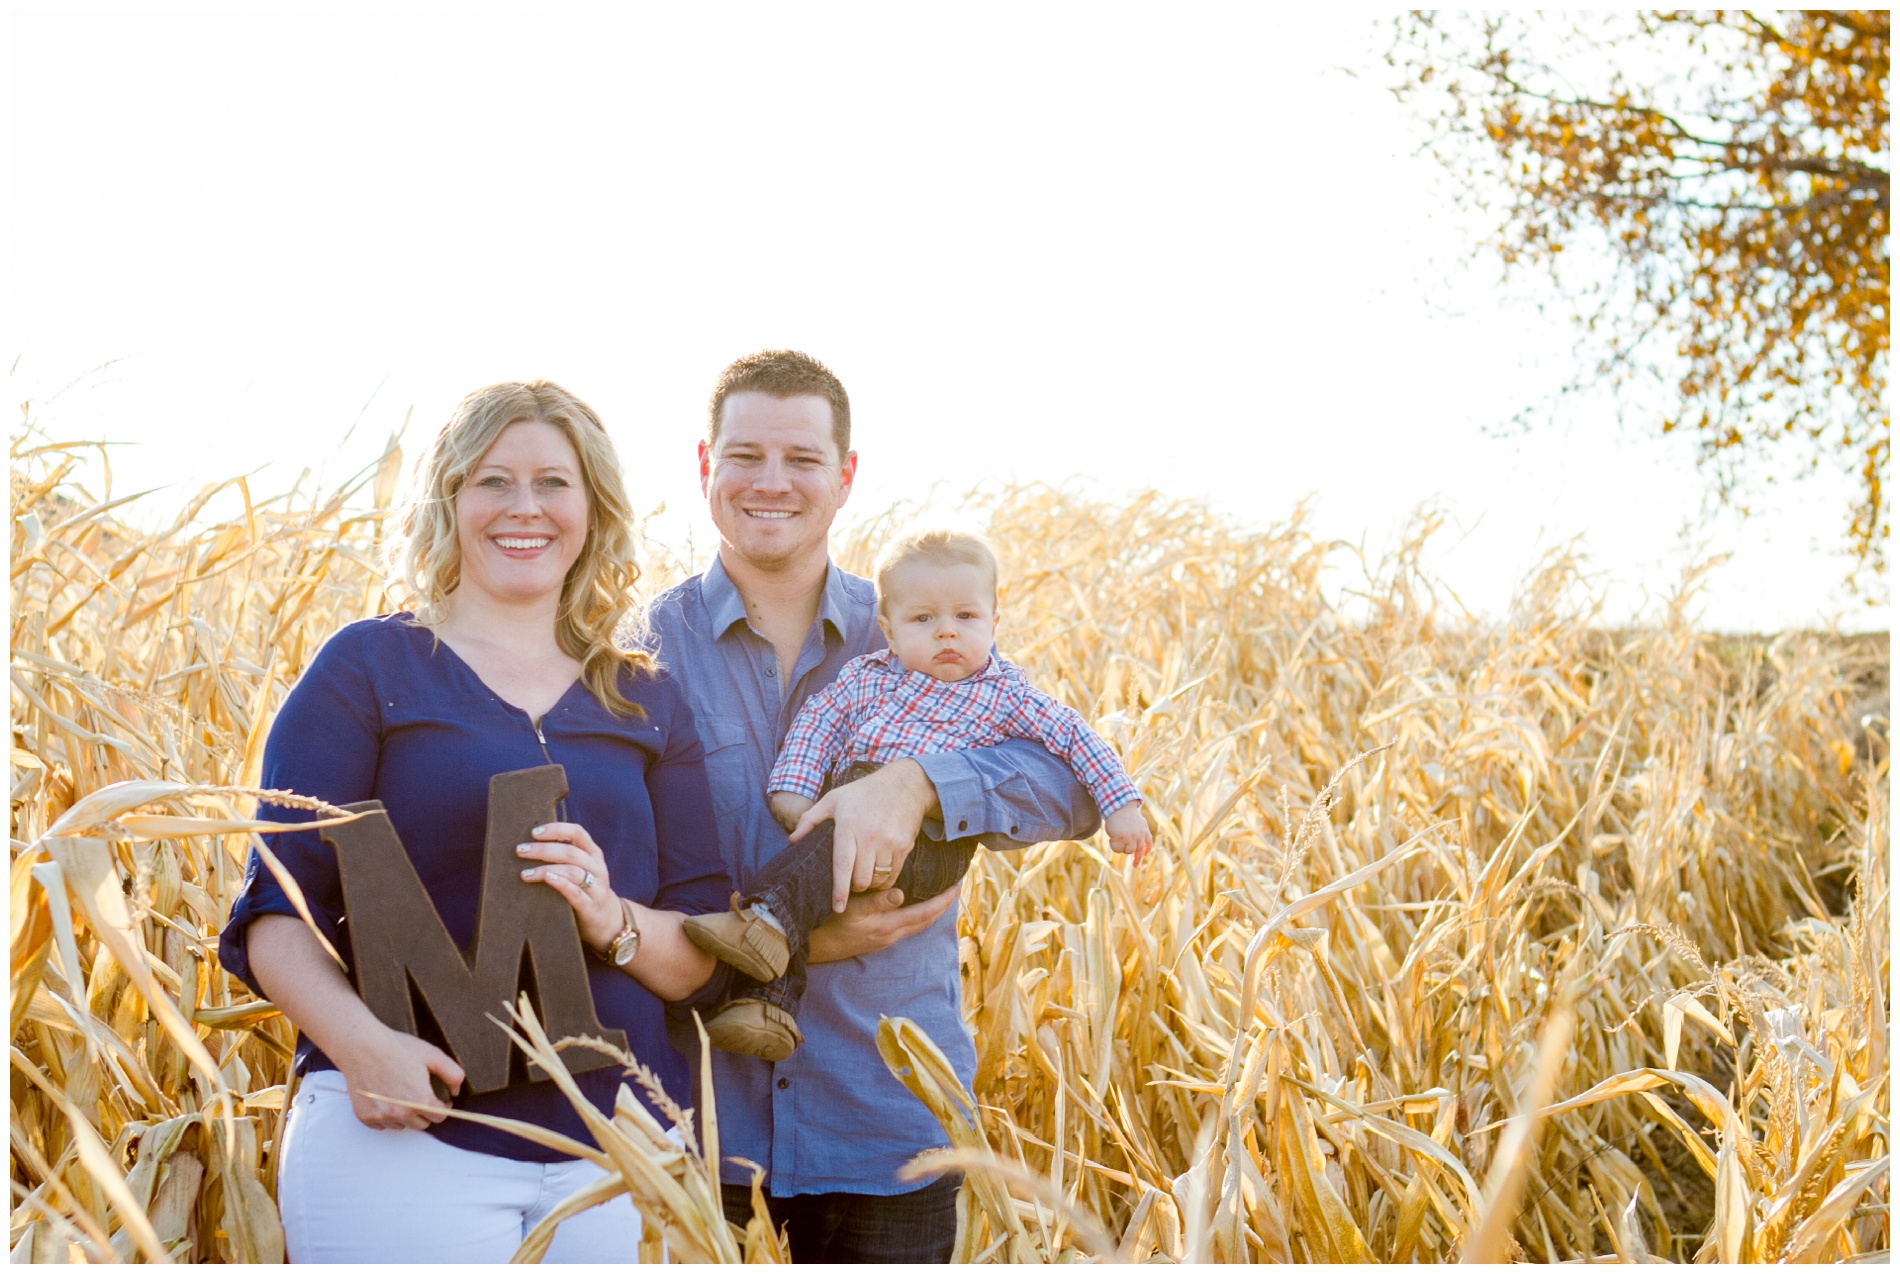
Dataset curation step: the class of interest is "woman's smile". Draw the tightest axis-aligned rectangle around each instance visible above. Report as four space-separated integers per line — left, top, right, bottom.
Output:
454 420 589 608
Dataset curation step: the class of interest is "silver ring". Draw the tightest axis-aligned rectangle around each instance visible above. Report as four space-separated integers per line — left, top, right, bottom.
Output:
581 871 597 890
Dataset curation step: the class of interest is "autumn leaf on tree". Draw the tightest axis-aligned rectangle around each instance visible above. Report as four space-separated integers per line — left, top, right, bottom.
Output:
1389 11 1889 584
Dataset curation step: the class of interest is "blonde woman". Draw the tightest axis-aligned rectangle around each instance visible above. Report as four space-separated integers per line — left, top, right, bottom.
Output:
221 381 731 1262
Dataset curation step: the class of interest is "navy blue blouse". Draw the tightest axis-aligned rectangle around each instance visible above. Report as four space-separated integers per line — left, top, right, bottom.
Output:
220 615 732 1161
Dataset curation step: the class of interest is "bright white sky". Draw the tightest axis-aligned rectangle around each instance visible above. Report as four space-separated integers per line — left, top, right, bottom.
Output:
6 5 1879 632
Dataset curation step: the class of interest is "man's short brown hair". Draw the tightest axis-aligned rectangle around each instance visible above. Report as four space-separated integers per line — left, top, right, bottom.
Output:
707 349 852 459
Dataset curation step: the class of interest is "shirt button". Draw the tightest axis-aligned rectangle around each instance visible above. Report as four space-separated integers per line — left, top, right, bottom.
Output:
777 1077 790 1090
958 820 969 832
766 667 776 678
1009 826 1019 837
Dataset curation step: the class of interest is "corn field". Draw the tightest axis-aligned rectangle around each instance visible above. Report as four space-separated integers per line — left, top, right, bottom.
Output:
10 429 1890 1262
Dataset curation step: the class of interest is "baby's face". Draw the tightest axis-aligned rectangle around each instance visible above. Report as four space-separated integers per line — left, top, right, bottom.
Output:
877 559 998 682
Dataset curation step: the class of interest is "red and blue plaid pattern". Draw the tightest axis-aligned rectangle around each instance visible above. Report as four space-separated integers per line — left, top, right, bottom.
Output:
767 649 1142 815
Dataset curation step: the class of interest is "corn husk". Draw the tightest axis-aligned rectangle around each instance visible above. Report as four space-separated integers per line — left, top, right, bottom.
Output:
11 435 1888 1262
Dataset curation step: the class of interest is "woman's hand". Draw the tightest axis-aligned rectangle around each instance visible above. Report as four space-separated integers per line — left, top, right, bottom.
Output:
517 821 623 952
247 914 465 1132
334 1025 467 1130
516 821 718 1000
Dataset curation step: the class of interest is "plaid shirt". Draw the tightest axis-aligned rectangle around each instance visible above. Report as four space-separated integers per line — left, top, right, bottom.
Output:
767 649 1142 815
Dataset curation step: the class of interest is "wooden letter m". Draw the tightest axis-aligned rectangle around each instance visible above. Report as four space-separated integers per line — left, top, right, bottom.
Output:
322 764 628 1094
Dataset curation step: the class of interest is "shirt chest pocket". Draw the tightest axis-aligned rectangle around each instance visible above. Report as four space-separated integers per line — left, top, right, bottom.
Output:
696 715 758 821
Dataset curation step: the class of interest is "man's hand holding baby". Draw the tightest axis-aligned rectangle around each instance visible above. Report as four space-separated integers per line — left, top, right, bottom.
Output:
808 881 960 963
787 759 940 911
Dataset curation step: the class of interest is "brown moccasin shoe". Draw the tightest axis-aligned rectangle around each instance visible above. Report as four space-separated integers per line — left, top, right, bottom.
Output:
705 998 803 1061
682 899 791 982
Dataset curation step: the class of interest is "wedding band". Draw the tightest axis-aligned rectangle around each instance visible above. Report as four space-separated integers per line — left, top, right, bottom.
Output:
581 871 597 889
874 859 893 876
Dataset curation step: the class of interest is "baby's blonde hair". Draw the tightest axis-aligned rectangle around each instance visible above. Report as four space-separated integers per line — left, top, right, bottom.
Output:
872 524 1001 611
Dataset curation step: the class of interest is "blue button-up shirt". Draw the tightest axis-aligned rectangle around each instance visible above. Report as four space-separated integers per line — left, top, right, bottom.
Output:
645 556 1101 1195
219 615 732 1161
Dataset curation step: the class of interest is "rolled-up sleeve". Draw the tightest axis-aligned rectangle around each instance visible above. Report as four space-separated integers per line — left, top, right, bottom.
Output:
218 637 381 995
915 740 1102 849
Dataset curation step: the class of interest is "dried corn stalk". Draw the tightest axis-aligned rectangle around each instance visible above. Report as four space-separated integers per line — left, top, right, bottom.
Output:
12 428 1889 1262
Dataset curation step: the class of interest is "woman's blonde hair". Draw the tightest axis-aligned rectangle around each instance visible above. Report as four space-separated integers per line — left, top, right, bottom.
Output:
392 380 654 716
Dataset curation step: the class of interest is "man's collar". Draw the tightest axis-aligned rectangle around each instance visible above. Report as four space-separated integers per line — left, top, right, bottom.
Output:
816 561 854 640
701 554 750 637
703 553 853 641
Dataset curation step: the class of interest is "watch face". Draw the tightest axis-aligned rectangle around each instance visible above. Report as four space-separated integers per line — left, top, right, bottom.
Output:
611 936 639 966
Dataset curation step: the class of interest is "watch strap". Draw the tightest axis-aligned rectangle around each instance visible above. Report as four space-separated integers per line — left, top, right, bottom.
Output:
601 897 641 965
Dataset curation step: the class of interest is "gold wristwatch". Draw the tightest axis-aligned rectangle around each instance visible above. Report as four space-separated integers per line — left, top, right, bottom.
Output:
599 897 642 967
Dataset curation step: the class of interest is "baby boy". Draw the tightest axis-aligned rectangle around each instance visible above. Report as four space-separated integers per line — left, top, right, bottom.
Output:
684 525 1150 1060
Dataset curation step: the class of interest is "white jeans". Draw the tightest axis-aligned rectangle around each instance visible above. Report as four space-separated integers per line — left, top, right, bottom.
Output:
278 1070 642 1263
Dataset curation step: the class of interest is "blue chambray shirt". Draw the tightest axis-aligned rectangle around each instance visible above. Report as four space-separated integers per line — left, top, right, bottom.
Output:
645 555 1101 1195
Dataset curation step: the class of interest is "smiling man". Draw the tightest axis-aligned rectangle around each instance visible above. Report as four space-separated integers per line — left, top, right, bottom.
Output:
644 350 1101 1262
